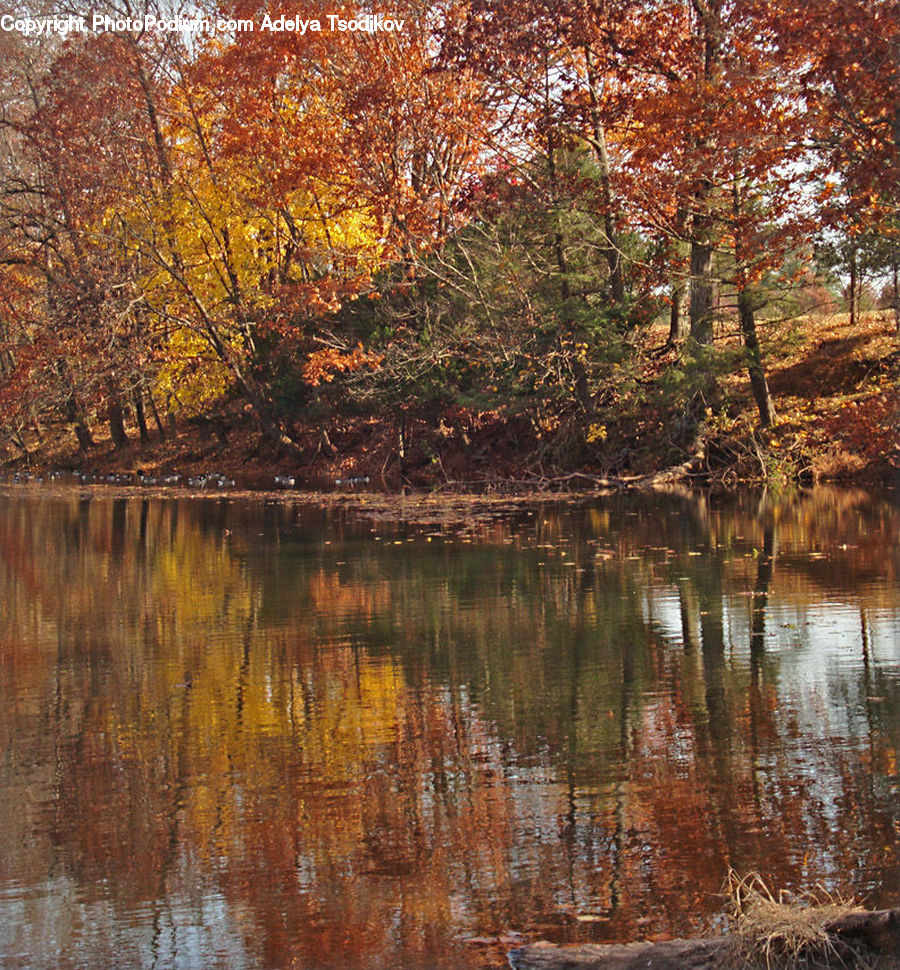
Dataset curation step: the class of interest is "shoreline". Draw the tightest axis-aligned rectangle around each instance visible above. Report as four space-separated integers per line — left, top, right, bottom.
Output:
2 312 897 495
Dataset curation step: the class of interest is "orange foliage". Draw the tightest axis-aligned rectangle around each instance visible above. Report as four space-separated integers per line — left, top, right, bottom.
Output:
301 345 385 387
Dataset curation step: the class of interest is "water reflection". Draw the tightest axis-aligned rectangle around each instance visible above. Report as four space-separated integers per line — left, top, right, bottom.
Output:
0 488 898 969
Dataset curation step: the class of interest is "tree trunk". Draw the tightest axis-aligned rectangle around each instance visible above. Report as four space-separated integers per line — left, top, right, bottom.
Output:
666 211 690 348
106 378 129 448
687 0 722 347
74 419 94 452
848 245 858 327
690 236 715 345
165 395 178 437
730 175 774 426
147 391 168 439
584 46 625 306
668 280 687 346
738 288 777 426
11 432 29 457
64 397 94 452
892 253 899 334
132 387 150 442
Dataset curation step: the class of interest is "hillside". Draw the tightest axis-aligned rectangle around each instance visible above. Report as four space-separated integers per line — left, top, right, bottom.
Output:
2 310 897 493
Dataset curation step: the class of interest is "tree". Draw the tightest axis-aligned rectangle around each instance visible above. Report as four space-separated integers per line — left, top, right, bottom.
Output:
0 25 149 450
791 0 900 332
617 0 819 424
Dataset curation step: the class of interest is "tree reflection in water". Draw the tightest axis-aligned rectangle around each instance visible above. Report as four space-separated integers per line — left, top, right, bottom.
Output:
0 488 898 969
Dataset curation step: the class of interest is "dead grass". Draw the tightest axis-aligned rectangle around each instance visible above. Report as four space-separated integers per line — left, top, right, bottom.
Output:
724 872 870 969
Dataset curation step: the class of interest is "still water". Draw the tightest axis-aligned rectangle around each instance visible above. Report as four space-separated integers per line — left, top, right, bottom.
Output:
0 486 898 969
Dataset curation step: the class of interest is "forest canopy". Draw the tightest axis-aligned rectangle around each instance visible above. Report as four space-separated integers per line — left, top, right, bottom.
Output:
0 0 897 482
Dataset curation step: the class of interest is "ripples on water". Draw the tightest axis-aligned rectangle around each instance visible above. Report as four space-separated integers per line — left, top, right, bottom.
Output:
0 487 898 968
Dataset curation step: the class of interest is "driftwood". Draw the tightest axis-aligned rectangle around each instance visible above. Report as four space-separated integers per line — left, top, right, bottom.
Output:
508 908 900 970
508 938 730 970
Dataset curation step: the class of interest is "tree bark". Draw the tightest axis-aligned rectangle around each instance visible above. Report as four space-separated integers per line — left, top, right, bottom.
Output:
731 173 775 426
64 397 94 452
132 387 150 442
687 0 722 346
584 45 625 306
666 210 690 348
147 391 168 439
668 279 687 346
690 235 715 345
74 420 94 452
738 289 776 426
106 377 129 448
892 251 899 333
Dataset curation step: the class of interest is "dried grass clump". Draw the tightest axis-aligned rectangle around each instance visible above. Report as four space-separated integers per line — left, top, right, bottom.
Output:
725 871 868 969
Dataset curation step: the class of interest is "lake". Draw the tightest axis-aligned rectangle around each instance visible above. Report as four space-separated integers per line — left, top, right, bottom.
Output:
0 486 898 969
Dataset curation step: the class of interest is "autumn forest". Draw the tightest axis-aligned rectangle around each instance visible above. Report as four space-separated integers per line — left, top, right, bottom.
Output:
0 0 898 486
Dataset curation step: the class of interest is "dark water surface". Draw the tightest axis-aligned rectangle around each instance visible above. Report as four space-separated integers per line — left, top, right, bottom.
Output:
1 487 898 969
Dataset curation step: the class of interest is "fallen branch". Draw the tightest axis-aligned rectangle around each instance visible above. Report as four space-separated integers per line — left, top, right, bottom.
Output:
508 907 900 970
508 937 729 970
616 448 708 488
